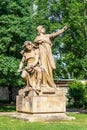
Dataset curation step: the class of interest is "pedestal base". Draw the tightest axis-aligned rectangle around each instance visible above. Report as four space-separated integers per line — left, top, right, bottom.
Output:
16 93 66 113
12 112 75 122
15 89 75 121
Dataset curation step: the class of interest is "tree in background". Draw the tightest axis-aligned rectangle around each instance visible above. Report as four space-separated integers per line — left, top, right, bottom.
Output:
0 0 36 101
56 0 87 79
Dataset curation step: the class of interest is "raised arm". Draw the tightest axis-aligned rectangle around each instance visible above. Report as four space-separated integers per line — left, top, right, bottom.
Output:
50 26 68 39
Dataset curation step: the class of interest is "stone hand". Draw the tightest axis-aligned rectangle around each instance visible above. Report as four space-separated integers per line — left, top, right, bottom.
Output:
63 26 68 31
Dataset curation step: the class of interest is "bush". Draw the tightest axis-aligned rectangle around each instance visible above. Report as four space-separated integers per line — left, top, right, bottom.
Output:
84 83 87 108
67 81 87 108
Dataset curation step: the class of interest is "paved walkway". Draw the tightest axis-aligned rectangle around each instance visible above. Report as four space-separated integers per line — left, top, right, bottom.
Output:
0 112 16 116
67 108 87 113
0 109 87 117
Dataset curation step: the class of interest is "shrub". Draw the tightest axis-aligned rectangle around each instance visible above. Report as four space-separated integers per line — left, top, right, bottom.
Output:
67 81 87 108
84 83 87 108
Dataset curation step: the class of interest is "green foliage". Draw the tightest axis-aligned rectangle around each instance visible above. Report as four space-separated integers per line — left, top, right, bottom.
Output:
0 55 24 87
0 0 36 87
68 81 87 108
84 83 87 107
53 0 87 79
0 0 87 88
0 0 37 58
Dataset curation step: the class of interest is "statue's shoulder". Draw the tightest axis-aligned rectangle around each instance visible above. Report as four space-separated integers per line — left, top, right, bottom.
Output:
23 51 28 57
45 34 51 38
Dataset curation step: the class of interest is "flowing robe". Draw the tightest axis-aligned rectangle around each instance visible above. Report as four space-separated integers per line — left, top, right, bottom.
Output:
34 33 57 88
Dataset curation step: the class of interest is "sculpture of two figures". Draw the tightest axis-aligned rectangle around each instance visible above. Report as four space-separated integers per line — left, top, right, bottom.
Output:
18 25 67 95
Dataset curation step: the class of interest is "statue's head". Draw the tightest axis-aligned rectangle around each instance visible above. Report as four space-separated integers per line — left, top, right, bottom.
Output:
23 41 33 51
37 25 45 35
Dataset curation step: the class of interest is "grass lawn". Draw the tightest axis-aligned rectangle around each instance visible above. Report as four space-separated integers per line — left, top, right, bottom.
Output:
0 113 87 130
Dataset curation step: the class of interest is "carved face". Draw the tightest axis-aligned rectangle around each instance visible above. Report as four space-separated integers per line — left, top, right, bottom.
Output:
23 41 33 51
41 27 45 34
25 44 32 51
37 25 45 35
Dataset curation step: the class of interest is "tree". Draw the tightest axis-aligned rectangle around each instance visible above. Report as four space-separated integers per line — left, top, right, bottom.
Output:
0 0 36 102
49 0 87 79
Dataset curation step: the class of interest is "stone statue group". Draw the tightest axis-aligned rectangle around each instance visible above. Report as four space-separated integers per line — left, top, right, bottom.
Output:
17 25 67 95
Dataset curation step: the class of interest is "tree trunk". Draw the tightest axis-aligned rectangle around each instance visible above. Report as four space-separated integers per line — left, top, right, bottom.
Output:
8 86 13 103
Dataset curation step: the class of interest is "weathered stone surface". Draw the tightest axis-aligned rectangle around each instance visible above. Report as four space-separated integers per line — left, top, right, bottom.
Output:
16 89 66 114
12 112 75 122
15 87 75 121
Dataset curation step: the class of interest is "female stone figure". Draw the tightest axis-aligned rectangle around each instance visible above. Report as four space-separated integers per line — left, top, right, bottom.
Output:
34 25 67 88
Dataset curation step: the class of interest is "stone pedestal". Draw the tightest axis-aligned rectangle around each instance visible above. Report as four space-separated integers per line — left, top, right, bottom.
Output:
16 93 66 114
12 87 75 122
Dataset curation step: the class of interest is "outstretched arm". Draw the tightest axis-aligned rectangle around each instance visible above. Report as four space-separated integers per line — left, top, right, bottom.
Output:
50 26 68 38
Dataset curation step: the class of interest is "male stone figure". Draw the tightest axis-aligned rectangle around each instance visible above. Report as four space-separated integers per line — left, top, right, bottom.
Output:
17 41 42 94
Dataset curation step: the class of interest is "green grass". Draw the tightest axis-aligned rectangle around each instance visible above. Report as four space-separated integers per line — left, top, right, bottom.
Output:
0 113 87 130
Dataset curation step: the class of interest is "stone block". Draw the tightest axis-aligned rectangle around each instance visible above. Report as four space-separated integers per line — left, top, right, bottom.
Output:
16 92 66 113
